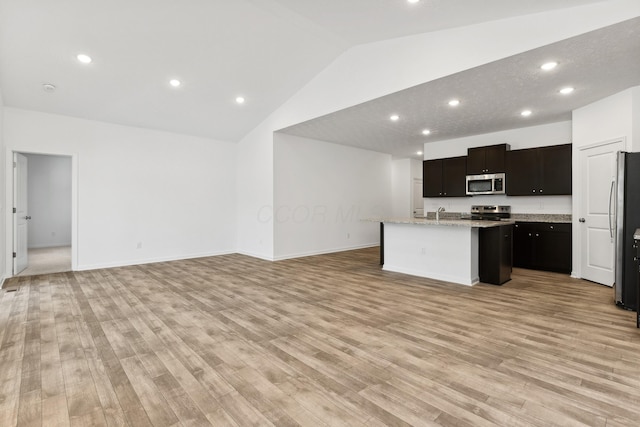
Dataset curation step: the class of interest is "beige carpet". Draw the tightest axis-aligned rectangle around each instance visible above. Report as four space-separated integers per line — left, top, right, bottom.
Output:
18 245 71 276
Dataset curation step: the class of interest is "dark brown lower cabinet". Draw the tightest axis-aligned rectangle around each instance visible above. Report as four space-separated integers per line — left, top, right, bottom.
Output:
636 237 640 328
479 224 513 285
513 222 571 273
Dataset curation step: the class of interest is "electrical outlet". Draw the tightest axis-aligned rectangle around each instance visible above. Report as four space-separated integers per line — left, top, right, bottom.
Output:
137 242 142 249
421 247 426 255
347 233 350 239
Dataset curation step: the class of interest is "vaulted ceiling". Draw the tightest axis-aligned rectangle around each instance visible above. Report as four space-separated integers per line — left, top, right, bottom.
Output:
279 16 640 158
0 0 625 153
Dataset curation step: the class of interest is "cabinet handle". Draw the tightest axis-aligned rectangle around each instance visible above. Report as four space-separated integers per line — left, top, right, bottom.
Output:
532 189 536 193
528 233 532 237
535 233 539 237
550 225 554 229
539 189 543 193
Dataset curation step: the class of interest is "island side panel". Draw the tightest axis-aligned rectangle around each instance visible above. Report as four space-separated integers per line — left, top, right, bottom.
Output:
382 222 479 285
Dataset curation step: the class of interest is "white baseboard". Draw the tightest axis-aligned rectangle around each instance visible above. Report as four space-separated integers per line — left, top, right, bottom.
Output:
272 243 378 262
29 244 379 274
235 250 275 261
28 242 72 249
75 250 236 271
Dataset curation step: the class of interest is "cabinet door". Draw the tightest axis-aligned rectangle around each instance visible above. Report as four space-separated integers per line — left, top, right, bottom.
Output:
442 156 467 197
506 149 539 196
484 144 507 173
513 223 533 268
636 239 640 327
466 147 486 175
540 144 572 195
532 226 572 273
501 225 513 282
423 159 443 197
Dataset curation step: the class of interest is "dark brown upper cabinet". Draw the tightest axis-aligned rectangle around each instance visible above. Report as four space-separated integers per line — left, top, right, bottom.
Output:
467 144 510 175
506 144 572 196
423 156 467 197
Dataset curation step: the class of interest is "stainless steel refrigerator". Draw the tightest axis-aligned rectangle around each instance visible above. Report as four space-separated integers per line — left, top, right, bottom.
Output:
614 151 640 311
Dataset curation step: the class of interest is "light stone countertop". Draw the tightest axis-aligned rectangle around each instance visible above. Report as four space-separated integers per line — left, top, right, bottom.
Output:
366 218 514 228
511 214 572 224
421 212 571 224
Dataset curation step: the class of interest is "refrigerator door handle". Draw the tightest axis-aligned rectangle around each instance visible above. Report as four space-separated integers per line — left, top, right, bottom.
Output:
609 180 615 240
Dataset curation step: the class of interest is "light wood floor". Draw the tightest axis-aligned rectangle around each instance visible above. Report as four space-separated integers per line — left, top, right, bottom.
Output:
18 246 71 277
1 247 639 426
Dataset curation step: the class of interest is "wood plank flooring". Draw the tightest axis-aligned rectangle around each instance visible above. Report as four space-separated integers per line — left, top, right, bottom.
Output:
1 247 639 426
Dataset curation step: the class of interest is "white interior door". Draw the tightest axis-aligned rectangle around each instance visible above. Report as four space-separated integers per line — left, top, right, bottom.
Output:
412 178 423 217
579 140 623 285
13 153 29 275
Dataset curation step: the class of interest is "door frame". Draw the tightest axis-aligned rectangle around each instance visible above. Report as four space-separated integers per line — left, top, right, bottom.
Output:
5 149 79 276
573 137 626 280
13 153 29 274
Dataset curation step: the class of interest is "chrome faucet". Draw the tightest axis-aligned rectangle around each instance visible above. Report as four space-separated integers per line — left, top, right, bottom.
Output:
436 206 445 221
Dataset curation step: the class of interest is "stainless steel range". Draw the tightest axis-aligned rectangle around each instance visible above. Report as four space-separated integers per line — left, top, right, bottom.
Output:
471 205 511 221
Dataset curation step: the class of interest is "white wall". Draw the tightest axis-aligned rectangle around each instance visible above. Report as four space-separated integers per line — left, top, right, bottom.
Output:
392 159 411 218
422 121 573 215
235 123 274 260
634 86 640 151
273 133 391 260
0 91 5 282
572 88 636 150
4 108 237 272
25 154 72 248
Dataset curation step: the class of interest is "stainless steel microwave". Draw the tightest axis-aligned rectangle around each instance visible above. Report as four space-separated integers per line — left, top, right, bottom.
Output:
466 173 505 195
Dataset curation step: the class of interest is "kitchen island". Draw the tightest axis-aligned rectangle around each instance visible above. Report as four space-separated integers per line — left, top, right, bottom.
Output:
378 218 513 286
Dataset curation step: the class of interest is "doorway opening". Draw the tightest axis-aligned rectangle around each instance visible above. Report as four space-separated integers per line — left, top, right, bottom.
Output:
13 152 73 276
412 178 424 218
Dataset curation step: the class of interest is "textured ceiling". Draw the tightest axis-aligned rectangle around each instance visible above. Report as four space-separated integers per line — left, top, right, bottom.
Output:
279 17 640 159
0 0 609 143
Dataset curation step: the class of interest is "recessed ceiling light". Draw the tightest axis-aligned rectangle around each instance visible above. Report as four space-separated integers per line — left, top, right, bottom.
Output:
236 96 245 104
169 79 181 87
407 0 421 3
42 83 56 93
422 129 431 135
390 114 400 121
448 99 460 107
559 87 575 95
521 109 532 117
76 54 92 64
540 61 558 71
417 151 423 155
